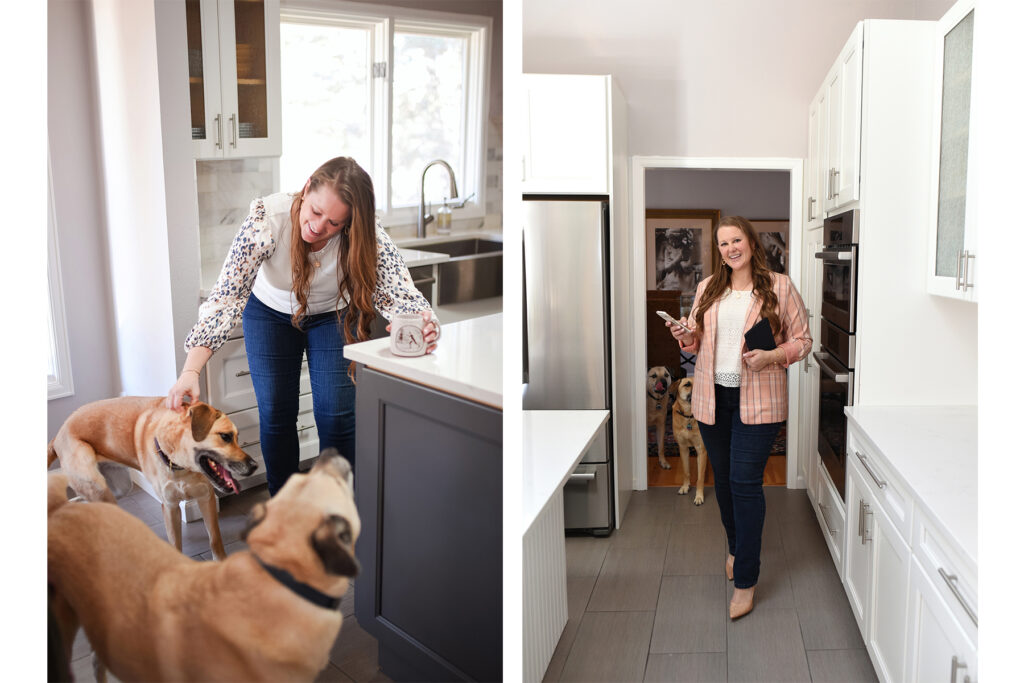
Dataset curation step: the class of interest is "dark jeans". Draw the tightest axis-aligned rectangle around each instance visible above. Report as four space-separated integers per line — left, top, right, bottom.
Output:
697 384 783 589
242 294 355 495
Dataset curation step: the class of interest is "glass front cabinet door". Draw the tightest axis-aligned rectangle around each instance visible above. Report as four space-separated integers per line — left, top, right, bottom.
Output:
186 0 281 159
927 0 977 302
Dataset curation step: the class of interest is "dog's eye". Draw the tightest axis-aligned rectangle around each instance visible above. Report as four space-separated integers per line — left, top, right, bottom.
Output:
219 433 233 443
338 530 352 545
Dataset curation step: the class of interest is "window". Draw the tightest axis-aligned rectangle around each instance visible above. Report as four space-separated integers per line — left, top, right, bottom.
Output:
279 2 490 227
47 153 74 400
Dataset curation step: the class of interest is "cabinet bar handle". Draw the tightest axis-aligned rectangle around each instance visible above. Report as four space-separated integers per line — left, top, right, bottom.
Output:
240 439 259 449
230 114 237 148
214 114 223 150
857 499 865 540
950 655 967 683
807 196 816 220
235 369 251 377
955 249 964 291
855 451 887 490
568 472 596 483
297 424 315 434
963 250 974 290
818 502 836 535
938 568 978 626
862 506 872 543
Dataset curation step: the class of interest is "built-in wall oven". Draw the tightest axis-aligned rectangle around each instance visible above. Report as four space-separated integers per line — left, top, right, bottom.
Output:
813 209 859 500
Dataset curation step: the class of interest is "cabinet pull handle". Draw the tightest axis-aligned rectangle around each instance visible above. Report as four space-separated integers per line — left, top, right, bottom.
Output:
235 369 251 377
229 114 238 148
807 196 816 220
817 502 836 535
862 505 872 543
297 424 315 434
855 451 887 490
568 472 596 483
214 114 223 150
955 249 964 291
857 499 865 540
938 568 978 626
240 439 259 449
962 250 974 290
950 655 968 683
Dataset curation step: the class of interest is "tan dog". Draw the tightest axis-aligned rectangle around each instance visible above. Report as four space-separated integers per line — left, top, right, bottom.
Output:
48 450 360 682
672 377 709 505
47 396 257 560
646 366 673 470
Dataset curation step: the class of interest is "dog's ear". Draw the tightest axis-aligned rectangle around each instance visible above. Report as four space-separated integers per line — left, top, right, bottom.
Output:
241 502 267 541
187 403 222 442
668 379 680 396
311 514 361 577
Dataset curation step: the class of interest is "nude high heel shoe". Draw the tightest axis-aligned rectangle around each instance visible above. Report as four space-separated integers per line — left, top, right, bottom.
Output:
726 554 734 581
729 586 755 619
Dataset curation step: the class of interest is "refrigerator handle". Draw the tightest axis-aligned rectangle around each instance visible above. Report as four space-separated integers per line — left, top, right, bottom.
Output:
522 230 529 385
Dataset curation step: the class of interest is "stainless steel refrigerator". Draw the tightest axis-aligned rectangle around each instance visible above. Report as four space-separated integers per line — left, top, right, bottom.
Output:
523 197 613 535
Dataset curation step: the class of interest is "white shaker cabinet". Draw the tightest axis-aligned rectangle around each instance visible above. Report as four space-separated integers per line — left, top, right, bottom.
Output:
522 74 617 194
926 0 978 302
804 88 827 229
186 0 281 159
905 558 977 683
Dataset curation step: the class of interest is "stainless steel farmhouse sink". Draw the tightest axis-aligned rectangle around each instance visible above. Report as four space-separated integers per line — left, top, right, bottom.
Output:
430 238 503 305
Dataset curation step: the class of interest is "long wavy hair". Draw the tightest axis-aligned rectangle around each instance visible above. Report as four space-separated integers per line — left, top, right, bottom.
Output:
691 215 781 339
289 157 378 353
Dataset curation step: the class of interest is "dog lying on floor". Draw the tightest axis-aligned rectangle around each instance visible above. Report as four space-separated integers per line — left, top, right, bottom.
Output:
671 377 709 505
47 396 257 560
47 449 360 683
646 366 673 470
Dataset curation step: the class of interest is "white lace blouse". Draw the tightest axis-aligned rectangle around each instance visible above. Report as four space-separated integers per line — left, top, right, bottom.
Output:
713 289 753 387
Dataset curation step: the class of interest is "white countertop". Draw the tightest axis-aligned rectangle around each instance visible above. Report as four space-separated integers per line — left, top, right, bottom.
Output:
343 313 502 409
522 410 610 534
397 247 450 268
845 405 977 568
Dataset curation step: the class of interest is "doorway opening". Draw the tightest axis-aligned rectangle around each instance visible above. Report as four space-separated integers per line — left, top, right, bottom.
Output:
628 157 805 492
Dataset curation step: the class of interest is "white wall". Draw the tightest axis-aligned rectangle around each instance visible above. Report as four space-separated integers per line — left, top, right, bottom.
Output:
524 0 956 158
645 168 790 218
47 0 121 437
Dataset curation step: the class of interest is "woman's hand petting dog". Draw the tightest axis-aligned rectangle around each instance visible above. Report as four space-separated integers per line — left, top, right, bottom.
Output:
665 319 695 347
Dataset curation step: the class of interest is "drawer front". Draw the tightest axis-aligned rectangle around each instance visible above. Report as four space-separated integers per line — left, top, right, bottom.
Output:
206 338 311 414
848 428 913 543
912 512 977 644
816 457 845 574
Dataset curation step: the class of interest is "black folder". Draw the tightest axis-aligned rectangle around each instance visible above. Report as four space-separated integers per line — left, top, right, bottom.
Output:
744 317 777 351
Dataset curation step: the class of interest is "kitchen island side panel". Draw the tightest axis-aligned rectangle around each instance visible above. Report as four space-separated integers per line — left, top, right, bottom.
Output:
353 365 502 682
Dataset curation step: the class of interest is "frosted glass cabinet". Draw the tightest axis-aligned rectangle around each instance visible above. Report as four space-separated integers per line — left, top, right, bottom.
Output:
185 0 282 159
926 0 978 302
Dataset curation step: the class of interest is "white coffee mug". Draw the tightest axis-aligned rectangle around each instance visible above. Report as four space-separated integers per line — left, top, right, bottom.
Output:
390 313 428 357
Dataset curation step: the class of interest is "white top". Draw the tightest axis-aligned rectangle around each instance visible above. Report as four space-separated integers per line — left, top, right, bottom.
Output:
522 410 610 533
845 405 977 570
713 289 752 387
343 313 502 409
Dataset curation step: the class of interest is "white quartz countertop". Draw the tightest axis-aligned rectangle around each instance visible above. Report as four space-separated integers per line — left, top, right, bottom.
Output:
397 247 450 268
845 405 977 568
343 313 502 409
522 410 610 534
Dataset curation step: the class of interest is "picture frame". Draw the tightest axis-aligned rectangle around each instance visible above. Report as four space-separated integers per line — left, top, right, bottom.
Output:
750 219 789 274
645 209 720 314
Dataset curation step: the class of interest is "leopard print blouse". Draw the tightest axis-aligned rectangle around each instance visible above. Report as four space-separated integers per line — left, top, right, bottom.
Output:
185 196 433 352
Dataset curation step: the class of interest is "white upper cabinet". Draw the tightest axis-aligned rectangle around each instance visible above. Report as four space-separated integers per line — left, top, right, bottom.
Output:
926 0 978 302
804 86 827 230
522 74 611 194
187 0 281 159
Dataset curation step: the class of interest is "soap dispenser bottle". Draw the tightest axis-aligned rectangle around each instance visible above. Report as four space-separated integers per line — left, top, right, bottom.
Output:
436 197 452 235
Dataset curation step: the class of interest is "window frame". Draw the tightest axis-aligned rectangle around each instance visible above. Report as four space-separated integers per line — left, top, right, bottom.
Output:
47 150 74 400
279 0 491 228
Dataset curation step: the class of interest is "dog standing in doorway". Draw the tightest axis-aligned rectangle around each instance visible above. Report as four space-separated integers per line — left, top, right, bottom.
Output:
672 377 709 505
646 366 673 470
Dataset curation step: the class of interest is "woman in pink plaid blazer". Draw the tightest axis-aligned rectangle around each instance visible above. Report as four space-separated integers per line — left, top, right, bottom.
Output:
667 216 812 620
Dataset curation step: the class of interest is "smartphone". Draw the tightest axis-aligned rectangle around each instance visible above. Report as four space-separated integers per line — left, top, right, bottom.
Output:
656 310 692 332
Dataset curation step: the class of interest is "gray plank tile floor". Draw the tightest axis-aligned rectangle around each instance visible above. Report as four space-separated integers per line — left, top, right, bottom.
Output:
544 486 879 683
62 483 389 683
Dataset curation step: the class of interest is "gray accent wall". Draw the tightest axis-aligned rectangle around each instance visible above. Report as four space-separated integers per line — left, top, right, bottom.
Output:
47 0 120 438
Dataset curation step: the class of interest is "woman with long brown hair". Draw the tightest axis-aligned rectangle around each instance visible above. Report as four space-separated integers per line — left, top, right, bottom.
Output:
166 157 439 495
667 215 811 619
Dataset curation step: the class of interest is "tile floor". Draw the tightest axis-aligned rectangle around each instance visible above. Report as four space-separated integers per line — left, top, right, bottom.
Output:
543 486 879 683
65 484 391 683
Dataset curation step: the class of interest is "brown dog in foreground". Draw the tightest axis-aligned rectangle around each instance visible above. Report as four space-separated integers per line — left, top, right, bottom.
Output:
646 366 673 470
47 396 257 560
48 450 360 682
672 377 709 505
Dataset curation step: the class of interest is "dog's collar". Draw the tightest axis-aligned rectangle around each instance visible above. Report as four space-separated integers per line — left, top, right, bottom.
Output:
253 555 343 610
155 438 184 471
674 406 695 419
647 390 667 402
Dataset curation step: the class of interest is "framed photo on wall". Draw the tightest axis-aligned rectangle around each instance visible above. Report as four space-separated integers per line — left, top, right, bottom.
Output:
750 219 789 274
645 209 720 313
